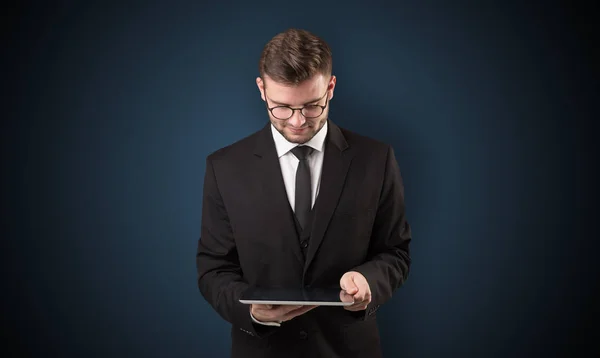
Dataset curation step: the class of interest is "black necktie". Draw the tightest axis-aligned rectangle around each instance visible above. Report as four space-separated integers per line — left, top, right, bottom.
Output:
291 146 314 230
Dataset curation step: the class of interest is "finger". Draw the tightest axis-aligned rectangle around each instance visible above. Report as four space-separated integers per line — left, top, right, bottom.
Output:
344 302 370 311
253 305 304 322
253 304 275 310
353 290 371 303
346 282 359 295
280 305 316 321
280 305 318 322
283 305 304 313
250 306 280 322
252 304 287 317
344 294 371 311
271 305 304 316
352 280 371 300
340 275 359 295
339 290 355 304
345 300 364 309
285 305 316 315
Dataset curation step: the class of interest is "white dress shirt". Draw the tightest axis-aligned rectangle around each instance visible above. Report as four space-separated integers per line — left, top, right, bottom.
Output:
250 121 328 327
271 120 327 211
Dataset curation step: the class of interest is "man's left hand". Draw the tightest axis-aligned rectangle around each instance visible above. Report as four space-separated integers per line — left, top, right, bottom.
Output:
339 271 372 311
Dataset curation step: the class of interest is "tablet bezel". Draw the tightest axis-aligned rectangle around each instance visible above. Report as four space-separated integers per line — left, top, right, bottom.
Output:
239 286 355 306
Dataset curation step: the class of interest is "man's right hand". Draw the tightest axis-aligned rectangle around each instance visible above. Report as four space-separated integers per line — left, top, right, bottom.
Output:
251 304 317 324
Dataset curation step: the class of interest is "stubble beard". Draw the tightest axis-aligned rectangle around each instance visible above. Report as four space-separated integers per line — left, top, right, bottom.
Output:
271 113 328 145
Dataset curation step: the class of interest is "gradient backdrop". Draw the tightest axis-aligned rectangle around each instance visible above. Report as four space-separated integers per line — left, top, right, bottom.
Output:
3 1 597 357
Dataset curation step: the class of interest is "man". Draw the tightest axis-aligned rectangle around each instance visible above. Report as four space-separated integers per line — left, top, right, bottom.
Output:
196 28 411 358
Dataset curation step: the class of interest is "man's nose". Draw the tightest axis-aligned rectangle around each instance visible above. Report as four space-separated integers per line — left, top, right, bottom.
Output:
288 110 306 127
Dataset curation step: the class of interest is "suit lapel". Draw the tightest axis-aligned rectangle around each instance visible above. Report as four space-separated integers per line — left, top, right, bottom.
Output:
253 124 305 265
304 120 353 273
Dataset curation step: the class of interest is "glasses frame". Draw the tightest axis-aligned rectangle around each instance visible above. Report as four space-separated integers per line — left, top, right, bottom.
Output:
264 87 330 120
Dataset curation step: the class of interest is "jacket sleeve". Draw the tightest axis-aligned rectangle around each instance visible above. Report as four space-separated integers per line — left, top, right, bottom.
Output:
351 145 412 319
196 156 277 338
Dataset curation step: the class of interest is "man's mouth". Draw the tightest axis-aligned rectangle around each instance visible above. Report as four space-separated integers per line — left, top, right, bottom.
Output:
289 127 309 134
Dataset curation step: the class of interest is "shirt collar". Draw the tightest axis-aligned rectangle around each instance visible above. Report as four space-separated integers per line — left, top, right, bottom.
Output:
271 120 328 158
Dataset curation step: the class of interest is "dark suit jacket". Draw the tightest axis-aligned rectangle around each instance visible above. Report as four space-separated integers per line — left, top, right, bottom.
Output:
196 119 411 358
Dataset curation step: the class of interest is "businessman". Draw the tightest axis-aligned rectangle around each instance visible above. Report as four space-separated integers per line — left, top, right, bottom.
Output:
196 28 411 358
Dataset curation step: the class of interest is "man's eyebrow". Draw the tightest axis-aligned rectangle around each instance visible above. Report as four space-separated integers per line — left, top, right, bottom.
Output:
269 95 323 106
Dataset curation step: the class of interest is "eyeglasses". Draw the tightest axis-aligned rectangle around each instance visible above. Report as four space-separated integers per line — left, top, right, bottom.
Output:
265 89 329 120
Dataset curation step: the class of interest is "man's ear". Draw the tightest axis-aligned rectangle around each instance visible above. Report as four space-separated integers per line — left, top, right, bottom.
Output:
328 75 337 100
256 77 265 101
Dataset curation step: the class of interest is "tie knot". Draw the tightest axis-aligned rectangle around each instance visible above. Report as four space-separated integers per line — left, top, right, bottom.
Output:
291 146 314 160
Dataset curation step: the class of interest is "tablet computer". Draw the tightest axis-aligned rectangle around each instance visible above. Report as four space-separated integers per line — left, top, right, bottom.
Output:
239 286 355 306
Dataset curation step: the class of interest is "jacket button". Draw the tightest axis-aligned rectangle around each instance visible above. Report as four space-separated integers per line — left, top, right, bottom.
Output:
299 330 308 339
300 241 308 248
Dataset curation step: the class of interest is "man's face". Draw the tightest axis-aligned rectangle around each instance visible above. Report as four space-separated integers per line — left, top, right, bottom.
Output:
257 74 336 144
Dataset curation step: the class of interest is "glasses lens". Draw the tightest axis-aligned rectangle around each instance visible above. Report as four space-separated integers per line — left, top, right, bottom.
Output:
271 107 293 119
302 105 323 118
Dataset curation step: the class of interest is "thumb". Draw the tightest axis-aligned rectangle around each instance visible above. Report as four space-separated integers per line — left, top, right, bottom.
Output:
341 273 359 294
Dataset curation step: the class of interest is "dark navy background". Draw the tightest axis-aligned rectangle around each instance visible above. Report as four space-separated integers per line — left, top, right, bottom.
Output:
3 1 597 357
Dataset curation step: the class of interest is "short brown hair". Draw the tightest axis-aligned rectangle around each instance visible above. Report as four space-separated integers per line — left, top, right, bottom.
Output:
259 28 332 86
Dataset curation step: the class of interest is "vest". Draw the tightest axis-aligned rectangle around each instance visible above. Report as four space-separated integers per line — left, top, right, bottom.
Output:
291 205 316 260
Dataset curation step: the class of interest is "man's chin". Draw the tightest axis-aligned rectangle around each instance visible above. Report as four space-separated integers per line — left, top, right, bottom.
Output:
283 132 312 144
